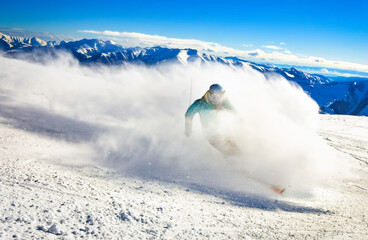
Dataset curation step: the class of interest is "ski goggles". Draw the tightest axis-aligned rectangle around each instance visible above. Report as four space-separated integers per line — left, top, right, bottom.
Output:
208 91 225 104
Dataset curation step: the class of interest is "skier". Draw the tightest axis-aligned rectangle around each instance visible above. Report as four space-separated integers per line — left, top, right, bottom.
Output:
185 84 285 194
185 84 240 156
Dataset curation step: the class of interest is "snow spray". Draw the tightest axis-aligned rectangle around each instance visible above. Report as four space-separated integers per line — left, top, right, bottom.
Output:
0 54 349 195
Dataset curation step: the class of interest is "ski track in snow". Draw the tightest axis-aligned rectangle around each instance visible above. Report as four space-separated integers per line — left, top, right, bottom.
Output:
1 114 368 239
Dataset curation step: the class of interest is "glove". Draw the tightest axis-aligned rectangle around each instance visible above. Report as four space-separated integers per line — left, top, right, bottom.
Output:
185 128 191 137
185 119 192 137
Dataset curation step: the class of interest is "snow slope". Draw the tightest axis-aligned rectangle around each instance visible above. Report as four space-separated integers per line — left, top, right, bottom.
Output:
1 111 368 239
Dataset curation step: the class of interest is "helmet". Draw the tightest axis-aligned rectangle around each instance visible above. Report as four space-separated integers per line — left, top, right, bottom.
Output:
209 84 224 94
208 84 225 105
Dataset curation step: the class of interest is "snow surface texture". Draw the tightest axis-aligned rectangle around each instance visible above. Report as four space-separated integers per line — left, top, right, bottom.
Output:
1 114 368 239
0 55 367 239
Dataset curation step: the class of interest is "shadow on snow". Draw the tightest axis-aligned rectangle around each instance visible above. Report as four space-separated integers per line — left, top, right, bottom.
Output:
0 102 105 143
188 183 332 214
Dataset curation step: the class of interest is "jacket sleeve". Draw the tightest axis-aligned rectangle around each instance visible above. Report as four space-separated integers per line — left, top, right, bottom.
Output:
224 98 235 112
185 100 201 135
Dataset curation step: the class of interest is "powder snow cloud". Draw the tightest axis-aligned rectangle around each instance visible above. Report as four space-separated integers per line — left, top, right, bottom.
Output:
0 53 349 195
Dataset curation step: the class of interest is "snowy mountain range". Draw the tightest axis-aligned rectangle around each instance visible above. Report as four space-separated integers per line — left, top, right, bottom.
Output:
1 32 367 116
0 32 49 50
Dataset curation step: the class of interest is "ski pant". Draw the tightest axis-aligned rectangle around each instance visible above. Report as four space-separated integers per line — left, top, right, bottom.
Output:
207 135 240 156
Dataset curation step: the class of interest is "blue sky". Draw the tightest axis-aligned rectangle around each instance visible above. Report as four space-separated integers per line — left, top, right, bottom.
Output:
1 0 367 74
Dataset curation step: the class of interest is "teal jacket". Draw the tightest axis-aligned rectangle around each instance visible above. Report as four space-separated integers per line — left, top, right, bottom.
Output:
185 91 233 136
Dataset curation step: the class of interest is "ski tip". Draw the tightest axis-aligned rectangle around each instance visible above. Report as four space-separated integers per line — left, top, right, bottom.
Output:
271 186 285 195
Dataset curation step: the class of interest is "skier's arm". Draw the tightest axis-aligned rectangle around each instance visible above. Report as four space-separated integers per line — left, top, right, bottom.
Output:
224 98 235 112
185 100 200 137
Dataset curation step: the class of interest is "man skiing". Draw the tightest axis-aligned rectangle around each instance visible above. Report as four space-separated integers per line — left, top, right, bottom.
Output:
185 84 240 156
185 84 285 194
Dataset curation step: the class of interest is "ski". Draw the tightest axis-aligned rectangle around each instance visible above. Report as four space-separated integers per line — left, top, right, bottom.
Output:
270 185 285 195
238 168 286 194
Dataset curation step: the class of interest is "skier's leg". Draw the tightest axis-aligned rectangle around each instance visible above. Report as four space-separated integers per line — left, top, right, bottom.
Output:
208 135 241 156
224 137 241 156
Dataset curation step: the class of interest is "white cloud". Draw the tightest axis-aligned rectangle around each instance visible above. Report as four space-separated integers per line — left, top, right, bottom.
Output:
78 30 368 73
280 42 286 45
321 68 329 73
262 45 282 50
79 30 232 52
317 68 368 78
